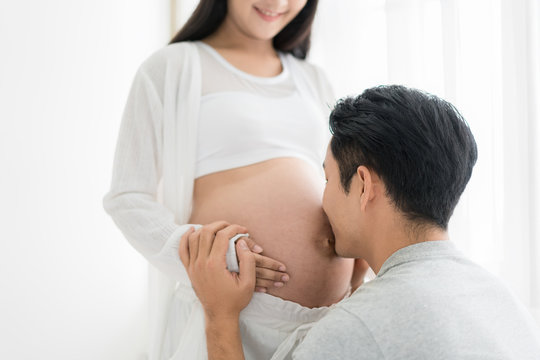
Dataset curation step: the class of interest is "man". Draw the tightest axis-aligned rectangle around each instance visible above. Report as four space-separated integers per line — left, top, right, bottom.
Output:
179 85 540 359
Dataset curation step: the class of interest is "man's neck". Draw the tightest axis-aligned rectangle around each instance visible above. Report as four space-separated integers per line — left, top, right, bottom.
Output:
368 224 448 274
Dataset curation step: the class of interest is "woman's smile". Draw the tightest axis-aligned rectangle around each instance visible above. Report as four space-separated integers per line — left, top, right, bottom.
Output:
254 6 285 22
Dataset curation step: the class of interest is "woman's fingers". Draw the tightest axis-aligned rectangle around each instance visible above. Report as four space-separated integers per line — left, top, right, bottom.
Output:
253 253 288 290
255 278 285 289
253 253 286 272
255 266 289 283
243 237 263 253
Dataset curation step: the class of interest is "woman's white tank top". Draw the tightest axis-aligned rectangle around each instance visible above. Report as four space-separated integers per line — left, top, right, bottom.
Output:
195 41 329 179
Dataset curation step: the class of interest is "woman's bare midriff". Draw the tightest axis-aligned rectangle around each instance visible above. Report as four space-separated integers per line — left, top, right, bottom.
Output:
189 158 354 308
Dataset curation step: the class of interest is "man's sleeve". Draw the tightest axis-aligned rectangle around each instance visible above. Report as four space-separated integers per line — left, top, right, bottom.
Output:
292 308 384 360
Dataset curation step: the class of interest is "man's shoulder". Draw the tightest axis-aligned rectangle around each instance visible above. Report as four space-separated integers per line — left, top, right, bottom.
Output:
334 255 540 358
294 269 540 360
332 277 407 332
337 253 513 320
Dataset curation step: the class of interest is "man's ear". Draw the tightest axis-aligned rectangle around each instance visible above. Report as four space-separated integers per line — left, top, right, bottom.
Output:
356 166 373 211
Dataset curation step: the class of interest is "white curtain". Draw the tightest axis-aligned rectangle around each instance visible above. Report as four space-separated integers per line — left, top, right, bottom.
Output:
311 0 540 322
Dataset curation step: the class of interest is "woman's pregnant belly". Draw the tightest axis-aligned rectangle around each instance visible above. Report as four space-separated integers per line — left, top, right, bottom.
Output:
189 158 354 308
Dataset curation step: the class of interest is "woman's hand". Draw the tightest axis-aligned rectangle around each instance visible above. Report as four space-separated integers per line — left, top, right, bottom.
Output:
179 222 256 319
242 237 289 293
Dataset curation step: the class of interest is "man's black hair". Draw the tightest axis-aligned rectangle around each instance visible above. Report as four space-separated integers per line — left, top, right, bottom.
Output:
329 85 478 229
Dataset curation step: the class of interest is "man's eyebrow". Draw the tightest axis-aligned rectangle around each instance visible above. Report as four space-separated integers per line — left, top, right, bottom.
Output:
322 162 325 169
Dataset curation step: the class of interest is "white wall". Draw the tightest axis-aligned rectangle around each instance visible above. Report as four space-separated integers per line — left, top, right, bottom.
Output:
0 1 170 359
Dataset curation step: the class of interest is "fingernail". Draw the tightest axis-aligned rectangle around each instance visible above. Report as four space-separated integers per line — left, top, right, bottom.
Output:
238 239 248 250
281 274 289 282
253 245 263 253
274 282 284 288
256 287 267 293
279 265 286 272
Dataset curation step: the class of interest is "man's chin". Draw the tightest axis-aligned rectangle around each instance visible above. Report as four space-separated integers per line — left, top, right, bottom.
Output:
333 240 361 259
332 238 350 258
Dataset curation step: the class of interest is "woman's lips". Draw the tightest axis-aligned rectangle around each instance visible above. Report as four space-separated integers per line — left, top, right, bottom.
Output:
254 6 283 22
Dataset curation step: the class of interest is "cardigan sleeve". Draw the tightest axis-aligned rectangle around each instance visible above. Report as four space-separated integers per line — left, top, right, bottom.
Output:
103 66 198 282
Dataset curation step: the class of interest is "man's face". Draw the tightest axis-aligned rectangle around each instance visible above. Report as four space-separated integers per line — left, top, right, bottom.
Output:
322 144 362 258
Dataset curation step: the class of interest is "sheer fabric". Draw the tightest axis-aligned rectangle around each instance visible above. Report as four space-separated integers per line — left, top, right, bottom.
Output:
104 41 336 359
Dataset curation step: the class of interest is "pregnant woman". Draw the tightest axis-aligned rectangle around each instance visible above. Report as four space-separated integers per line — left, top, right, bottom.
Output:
104 0 355 359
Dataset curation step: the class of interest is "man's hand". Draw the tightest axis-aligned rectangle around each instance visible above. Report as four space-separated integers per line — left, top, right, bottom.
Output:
179 221 252 360
184 222 290 293
179 221 257 320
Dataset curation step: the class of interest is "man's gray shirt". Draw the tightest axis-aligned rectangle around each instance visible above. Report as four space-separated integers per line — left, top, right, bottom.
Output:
293 241 540 359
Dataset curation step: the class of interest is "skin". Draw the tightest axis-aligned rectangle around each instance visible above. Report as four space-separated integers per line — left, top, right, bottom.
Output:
193 0 356 306
180 1 367 357
179 143 449 359
196 0 332 296
180 223 256 360
203 0 308 77
190 159 354 305
223 229 287 291
321 144 448 274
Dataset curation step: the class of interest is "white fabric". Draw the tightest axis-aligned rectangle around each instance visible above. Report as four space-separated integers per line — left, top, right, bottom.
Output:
226 233 249 273
163 286 330 360
103 41 335 359
197 91 328 178
198 41 296 97
196 42 330 178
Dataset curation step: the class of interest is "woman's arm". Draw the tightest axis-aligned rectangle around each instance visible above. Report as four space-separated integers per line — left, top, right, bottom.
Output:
103 66 288 288
103 67 190 279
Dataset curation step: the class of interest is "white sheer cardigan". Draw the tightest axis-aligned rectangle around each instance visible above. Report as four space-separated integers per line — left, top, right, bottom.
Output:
103 41 335 359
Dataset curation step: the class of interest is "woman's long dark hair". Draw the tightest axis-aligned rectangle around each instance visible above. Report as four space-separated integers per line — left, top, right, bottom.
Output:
169 0 319 59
